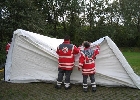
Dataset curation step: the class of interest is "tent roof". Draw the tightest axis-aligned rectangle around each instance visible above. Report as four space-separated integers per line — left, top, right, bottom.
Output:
14 29 63 53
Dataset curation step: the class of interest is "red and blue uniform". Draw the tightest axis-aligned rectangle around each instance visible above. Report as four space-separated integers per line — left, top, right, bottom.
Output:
78 45 100 91
78 46 100 75
56 40 80 70
56 40 80 89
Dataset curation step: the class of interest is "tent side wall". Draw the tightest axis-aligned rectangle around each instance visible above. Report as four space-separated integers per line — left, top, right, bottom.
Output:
5 34 58 83
105 36 140 89
94 39 137 88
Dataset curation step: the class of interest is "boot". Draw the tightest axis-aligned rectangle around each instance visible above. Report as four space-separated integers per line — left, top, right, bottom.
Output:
65 85 71 90
92 87 96 92
55 81 62 89
55 85 61 89
83 84 88 92
83 88 88 92
91 82 96 92
64 83 71 90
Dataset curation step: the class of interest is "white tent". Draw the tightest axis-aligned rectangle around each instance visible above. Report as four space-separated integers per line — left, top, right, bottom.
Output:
5 29 140 89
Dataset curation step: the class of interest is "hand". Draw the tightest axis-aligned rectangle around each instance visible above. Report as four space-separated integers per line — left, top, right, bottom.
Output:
78 67 81 71
96 44 100 50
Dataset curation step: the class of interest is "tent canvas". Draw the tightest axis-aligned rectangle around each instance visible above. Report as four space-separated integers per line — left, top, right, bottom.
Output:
5 29 140 89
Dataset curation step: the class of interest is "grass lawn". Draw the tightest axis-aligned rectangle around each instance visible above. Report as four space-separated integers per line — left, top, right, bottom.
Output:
122 52 140 76
0 52 140 100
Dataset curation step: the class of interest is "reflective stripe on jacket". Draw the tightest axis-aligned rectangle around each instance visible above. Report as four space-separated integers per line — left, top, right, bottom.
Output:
56 41 80 70
79 46 100 75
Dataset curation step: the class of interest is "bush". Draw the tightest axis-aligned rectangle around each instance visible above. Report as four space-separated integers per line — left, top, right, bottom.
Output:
0 41 7 66
120 47 140 52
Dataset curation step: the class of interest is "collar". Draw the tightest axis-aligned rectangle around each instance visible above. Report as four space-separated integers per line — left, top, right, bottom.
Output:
84 47 90 50
63 40 70 44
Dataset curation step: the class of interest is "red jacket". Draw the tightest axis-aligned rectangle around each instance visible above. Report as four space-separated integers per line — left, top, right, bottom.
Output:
6 43 11 54
78 46 100 75
56 40 80 70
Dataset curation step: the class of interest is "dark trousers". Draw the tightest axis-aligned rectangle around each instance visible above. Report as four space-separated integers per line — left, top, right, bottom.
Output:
83 74 95 84
57 68 72 83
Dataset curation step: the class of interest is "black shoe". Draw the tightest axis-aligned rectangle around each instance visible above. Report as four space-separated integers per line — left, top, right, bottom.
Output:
92 87 96 92
65 86 71 90
83 88 88 92
55 85 61 89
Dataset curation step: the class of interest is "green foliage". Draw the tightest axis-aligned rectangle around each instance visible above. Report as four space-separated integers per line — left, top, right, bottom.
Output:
1 0 140 46
0 41 7 65
120 47 140 52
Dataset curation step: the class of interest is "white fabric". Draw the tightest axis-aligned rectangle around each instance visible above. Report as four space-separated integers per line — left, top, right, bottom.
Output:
5 29 140 89
5 29 63 83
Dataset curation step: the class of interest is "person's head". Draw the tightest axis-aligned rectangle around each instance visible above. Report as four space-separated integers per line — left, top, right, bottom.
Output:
83 41 90 48
64 35 70 41
82 41 85 46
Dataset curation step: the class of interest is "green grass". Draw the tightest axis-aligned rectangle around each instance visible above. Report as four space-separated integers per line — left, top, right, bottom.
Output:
122 52 140 76
0 51 140 100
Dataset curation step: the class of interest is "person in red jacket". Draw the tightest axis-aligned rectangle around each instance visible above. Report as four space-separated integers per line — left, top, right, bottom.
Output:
78 41 100 92
6 42 11 54
55 35 80 90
